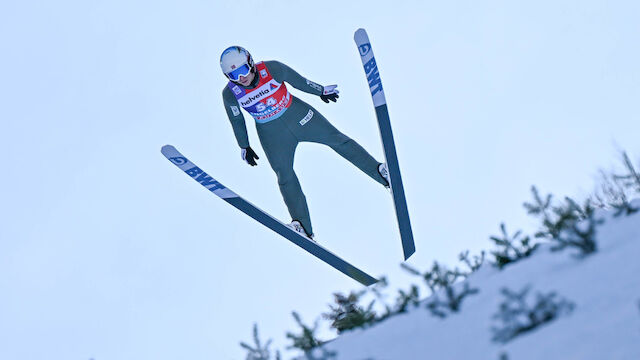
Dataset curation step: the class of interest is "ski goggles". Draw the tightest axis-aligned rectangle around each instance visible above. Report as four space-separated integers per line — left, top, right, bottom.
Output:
225 64 252 81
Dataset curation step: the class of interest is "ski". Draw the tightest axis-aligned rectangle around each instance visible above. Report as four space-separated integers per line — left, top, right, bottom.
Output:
161 145 378 286
354 28 416 260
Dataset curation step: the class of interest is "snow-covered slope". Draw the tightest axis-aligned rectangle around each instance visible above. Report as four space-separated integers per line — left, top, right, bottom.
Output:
307 201 640 360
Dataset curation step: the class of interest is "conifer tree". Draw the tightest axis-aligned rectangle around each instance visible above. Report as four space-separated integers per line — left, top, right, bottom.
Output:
489 223 537 269
614 152 640 193
550 199 602 256
459 250 485 273
240 323 280 360
523 186 556 237
592 169 638 217
402 262 478 318
393 284 421 315
286 311 323 354
524 187 581 241
322 291 376 333
524 187 603 257
491 286 574 343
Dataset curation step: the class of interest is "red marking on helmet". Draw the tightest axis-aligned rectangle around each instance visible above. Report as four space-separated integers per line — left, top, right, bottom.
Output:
231 65 236 69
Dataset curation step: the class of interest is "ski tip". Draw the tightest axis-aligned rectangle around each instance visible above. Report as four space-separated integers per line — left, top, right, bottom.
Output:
354 28 368 42
161 144 175 154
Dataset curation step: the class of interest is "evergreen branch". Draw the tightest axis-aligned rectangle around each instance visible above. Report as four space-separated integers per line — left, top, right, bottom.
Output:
614 152 640 192
592 169 638 217
322 292 376 333
459 250 485 273
491 286 574 343
286 311 323 353
490 223 537 269
240 323 278 360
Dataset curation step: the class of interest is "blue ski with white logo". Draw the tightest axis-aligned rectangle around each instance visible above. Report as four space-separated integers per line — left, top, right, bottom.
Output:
161 145 378 286
354 28 416 260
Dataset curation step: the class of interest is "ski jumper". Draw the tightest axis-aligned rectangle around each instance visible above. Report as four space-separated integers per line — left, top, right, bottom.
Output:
222 60 386 235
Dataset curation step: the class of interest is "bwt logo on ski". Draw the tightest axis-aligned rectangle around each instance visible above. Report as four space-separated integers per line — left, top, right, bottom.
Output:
363 58 383 96
169 156 188 165
358 43 371 56
184 166 226 192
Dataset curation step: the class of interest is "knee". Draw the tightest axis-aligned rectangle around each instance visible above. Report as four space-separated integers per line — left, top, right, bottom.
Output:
274 167 297 186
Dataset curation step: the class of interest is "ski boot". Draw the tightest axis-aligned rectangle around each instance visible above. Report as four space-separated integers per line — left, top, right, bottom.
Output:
287 220 315 242
378 163 391 189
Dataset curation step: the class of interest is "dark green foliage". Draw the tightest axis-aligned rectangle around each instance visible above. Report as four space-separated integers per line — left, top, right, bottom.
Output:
549 200 603 256
402 262 479 318
491 286 575 343
425 281 479 318
524 187 603 257
490 223 538 269
322 291 376 333
393 284 421 315
599 151 640 216
319 276 420 336
286 312 323 353
523 186 554 235
240 323 281 360
524 187 572 240
459 250 485 273
592 169 638 217
367 276 421 322
614 152 640 193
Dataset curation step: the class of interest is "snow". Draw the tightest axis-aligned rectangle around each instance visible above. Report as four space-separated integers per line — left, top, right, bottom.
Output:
303 201 640 359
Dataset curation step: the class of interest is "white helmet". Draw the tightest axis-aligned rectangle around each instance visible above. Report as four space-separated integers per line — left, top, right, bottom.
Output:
220 46 255 82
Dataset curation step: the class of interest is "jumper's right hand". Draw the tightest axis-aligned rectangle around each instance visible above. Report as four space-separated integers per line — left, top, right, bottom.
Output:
241 146 259 166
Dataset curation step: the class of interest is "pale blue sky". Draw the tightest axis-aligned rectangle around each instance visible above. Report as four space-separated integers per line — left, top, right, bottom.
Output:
1 1 639 359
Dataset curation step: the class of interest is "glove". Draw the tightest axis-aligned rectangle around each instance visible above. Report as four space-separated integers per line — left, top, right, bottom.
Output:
241 146 259 166
320 84 339 103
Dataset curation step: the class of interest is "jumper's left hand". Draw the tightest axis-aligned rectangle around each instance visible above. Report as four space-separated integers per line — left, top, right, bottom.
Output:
320 85 339 103
241 146 259 166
